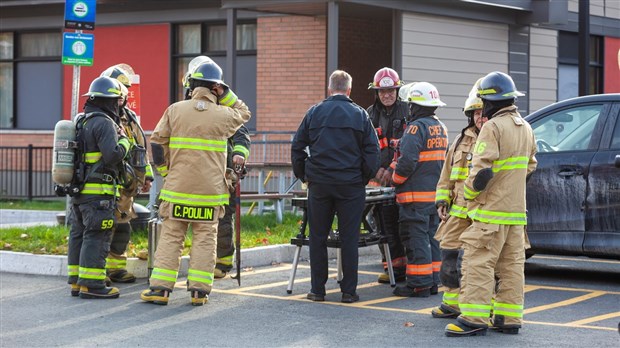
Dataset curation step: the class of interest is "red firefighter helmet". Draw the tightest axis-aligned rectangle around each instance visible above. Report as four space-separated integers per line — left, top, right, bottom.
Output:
368 67 403 90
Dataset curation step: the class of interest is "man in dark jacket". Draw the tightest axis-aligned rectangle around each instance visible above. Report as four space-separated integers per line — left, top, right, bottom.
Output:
66 76 130 299
291 70 380 303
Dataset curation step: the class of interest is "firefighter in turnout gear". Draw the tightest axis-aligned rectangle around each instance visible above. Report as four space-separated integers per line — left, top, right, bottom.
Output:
100 64 154 284
180 57 251 279
392 82 448 298
215 127 250 278
366 67 408 283
66 76 131 299
141 60 251 306
445 71 537 337
431 78 487 318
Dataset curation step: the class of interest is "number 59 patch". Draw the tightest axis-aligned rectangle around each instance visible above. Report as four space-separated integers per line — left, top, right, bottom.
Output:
101 219 114 229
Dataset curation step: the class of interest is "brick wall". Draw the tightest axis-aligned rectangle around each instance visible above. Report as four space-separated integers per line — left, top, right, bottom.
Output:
0 132 54 147
339 16 392 110
256 16 327 132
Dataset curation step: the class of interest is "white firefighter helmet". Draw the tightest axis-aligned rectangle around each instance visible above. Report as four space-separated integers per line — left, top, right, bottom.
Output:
407 82 446 107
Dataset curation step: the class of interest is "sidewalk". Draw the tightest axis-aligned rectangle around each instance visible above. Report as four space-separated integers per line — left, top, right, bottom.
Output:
0 209 382 277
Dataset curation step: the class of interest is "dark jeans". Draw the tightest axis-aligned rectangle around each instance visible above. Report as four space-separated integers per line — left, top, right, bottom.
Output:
307 183 365 295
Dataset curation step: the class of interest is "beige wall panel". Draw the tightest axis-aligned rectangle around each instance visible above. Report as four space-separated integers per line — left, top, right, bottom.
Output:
402 12 508 140
605 0 620 19
529 27 558 112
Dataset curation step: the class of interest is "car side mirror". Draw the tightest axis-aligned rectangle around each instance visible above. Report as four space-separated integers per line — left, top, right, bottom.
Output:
615 155 620 168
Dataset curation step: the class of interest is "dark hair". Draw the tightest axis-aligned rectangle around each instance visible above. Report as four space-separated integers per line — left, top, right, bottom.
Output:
453 112 477 156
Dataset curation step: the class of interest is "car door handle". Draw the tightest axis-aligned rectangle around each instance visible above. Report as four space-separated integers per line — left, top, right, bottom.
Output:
558 169 582 177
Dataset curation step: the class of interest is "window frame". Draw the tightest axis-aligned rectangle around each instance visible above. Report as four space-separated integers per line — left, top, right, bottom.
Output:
558 31 603 96
0 29 62 129
171 20 257 103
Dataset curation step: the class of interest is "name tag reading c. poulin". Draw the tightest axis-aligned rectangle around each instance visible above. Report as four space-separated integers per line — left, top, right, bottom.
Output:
172 204 215 221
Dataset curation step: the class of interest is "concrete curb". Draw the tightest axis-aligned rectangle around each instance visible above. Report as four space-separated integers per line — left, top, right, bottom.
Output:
0 244 382 278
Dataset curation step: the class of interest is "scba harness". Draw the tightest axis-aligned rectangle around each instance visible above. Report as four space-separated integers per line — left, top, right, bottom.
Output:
54 112 130 197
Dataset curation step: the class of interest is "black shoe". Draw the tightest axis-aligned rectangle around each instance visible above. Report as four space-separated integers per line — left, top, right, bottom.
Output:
141 289 170 305
431 284 439 295
341 293 359 303
445 321 488 337
79 286 120 299
393 285 431 297
306 292 325 302
491 315 521 334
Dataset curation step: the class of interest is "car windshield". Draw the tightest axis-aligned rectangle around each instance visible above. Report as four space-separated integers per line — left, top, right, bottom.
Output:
532 104 603 152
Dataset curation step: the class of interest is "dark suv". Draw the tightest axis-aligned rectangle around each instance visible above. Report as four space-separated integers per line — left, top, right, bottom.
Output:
524 94 620 259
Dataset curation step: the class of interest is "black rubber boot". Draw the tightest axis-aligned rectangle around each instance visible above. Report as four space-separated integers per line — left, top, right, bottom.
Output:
491 315 521 334
393 285 431 297
190 290 209 306
141 289 170 305
108 269 137 283
79 286 120 299
432 303 461 319
70 283 80 297
445 320 488 337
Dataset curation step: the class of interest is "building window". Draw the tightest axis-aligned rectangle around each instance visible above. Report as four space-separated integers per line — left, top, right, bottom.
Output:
172 21 257 102
0 30 61 130
0 32 14 128
558 31 603 100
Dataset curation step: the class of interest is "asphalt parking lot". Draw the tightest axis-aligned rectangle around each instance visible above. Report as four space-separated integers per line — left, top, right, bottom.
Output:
1 254 618 347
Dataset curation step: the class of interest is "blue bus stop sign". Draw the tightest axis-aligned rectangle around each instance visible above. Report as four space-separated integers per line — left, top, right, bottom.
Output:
62 32 94 66
64 0 96 30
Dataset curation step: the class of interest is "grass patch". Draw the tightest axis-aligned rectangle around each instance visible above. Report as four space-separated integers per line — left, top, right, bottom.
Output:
0 212 303 256
0 199 67 211
0 198 152 211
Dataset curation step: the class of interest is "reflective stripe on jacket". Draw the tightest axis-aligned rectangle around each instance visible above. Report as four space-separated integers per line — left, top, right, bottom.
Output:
435 126 478 219
393 115 448 212
71 107 127 204
151 87 251 207
464 106 537 225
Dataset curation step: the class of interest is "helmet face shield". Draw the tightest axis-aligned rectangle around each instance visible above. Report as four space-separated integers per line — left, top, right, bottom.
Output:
183 56 214 88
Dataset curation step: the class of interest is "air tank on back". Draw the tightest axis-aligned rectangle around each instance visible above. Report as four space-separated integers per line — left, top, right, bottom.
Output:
52 120 76 185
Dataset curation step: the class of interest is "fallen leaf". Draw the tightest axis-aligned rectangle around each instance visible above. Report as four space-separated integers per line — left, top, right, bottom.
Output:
136 250 149 260
404 322 415 327
20 233 29 239
265 226 271 233
261 238 269 245
3 243 12 250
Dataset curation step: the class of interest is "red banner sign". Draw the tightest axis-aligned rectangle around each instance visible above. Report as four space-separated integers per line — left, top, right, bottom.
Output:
127 74 141 122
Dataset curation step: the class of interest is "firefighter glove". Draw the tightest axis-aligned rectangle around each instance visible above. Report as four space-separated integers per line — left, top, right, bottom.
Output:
225 168 238 193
